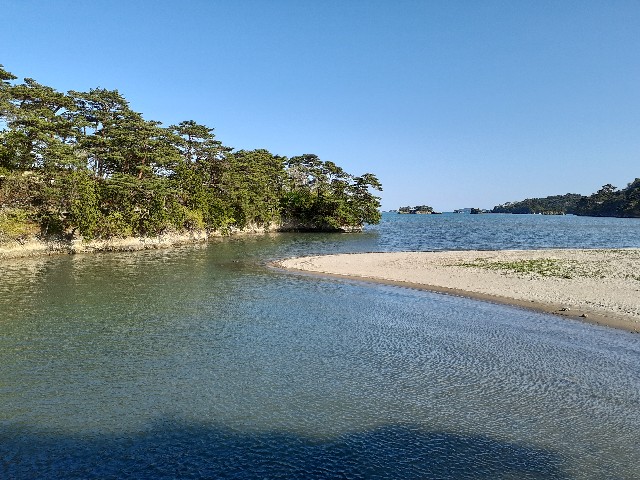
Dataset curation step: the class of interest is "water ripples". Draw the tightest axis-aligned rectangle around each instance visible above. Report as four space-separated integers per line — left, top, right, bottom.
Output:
1 216 640 478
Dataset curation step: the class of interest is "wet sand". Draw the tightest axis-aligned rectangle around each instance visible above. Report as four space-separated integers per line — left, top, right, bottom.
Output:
277 249 640 332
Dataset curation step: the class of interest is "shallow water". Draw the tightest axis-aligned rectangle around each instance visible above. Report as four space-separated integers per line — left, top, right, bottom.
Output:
1 214 639 479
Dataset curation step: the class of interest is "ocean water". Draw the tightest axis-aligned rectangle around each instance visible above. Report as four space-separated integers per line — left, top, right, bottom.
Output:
1 213 639 479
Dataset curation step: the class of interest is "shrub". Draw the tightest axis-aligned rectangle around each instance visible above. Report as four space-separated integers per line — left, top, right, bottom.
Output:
0 207 39 243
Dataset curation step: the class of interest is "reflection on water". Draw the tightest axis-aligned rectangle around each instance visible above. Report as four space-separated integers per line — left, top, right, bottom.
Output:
1 215 640 479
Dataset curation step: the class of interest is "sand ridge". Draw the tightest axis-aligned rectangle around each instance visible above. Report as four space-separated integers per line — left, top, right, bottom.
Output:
277 249 640 332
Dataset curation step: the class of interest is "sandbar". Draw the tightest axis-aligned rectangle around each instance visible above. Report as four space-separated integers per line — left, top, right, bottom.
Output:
276 249 640 332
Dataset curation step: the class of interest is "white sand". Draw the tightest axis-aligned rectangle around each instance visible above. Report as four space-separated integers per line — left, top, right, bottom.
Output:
278 249 640 332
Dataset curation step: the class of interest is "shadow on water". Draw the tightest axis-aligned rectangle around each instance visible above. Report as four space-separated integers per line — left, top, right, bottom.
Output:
1 421 566 479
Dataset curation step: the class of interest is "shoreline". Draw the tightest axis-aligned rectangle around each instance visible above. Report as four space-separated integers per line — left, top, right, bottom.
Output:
0 223 363 261
0 225 276 260
276 250 640 333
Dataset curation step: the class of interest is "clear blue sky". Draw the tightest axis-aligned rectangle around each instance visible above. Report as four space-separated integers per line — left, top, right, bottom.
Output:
2 0 639 211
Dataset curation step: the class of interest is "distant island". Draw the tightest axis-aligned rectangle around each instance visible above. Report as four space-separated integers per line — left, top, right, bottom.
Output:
397 179 640 219
492 180 640 217
0 64 383 248
398 205 441 214
454 208 490 214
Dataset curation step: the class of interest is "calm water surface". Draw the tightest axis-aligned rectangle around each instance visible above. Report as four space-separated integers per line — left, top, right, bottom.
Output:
1 214 639 479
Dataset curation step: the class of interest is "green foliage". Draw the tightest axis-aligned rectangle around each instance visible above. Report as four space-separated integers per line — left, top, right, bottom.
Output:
65 170 99 237
493 181 640 218
98 211 133 238
620 178 640 217
0 170 39 207
280 155 382 231
0 207 39 243
458 258 579 279
98 175 176 236
399 205 434 214
573 180 640 218
33 171 96 237
492 193 583 214
223 149 286 227
0 65 17 120
1 76 78 170
0 64 383 241
181 207 205 231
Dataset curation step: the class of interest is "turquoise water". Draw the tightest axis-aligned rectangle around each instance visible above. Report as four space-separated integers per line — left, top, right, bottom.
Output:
1 214 639 479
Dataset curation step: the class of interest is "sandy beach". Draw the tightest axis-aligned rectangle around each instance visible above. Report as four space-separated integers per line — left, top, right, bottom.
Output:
277 249 640 332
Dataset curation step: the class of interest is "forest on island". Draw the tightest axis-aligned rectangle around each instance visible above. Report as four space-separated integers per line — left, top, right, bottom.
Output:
0 65 382 244
492 181 640 217
398 205 435 214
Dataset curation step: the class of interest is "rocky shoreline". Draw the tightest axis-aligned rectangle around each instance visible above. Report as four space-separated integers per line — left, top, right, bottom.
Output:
0 221 366 260
0 225 277 260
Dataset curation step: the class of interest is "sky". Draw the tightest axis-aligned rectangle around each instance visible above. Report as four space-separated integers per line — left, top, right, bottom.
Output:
1 0 639 211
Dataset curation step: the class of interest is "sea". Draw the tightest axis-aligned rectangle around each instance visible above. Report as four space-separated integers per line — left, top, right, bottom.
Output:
1 212 639 479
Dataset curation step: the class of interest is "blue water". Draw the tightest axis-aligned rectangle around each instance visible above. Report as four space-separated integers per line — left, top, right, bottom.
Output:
371 212 640 251
1 213 639 479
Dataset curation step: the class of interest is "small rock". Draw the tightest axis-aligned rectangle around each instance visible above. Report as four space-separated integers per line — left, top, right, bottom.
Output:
560 307 570 312
580 313 588 318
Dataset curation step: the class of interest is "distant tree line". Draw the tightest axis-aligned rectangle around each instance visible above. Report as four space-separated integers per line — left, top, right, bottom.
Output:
492 193 583 215
0 65 382 242
492 181 640 217
572 181 640 217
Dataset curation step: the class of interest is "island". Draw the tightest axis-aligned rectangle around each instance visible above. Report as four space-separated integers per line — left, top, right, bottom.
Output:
398 205 441 214
453 208 490 214
0 64 383 257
